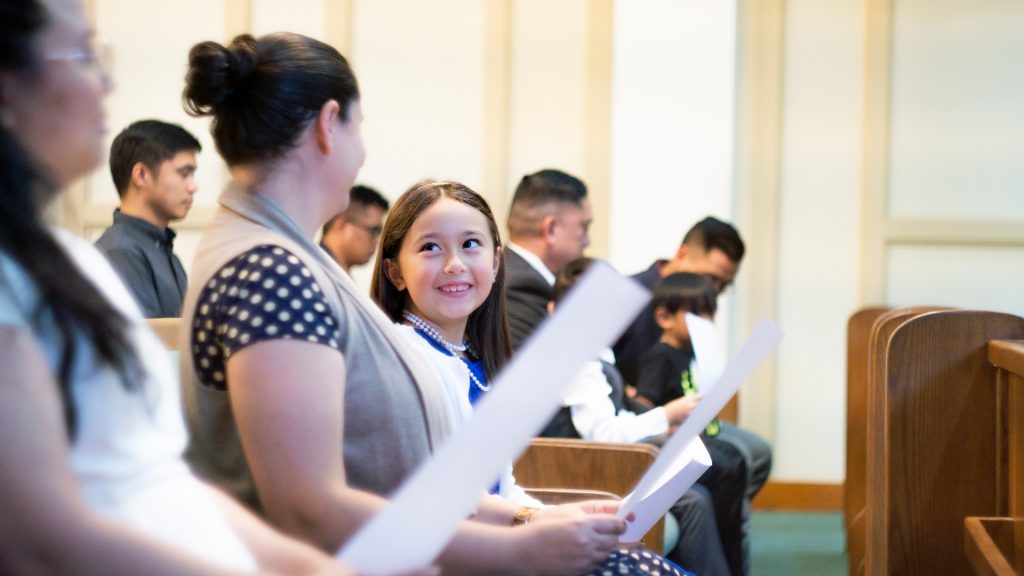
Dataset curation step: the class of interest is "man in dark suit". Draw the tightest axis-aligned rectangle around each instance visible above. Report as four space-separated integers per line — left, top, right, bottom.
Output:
504 169 592 349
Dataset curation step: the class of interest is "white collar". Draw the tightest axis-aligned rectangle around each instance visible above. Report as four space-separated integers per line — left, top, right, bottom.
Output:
507 243 555 286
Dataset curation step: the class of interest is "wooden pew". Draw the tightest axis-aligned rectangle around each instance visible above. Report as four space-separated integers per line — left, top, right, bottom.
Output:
845 307 890 541
865 310 1024 575
146 317 181 350
514 438 664 550
963 340 1024 574
963 516 1024 576
847 307 944 575
990 340 1024 518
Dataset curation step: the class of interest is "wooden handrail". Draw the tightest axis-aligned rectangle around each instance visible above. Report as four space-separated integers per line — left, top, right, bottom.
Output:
988 340 1024 378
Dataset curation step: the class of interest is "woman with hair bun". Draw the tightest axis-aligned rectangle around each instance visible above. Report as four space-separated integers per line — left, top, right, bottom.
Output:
0 0 361 574
180 32 647 575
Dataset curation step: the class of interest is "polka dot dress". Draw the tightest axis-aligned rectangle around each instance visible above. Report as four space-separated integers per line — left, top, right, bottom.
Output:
586 548 693 576
191 245 341 389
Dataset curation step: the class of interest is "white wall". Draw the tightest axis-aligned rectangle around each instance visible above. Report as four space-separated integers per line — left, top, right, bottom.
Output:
880 0 1024 322
772 0 864 483
607 1 740 409
608 0 737 277
352 0 488 196
888 0 1024 221
506 0 590 191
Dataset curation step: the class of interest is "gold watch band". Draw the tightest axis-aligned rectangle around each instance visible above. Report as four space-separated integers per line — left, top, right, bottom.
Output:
511 505 539 526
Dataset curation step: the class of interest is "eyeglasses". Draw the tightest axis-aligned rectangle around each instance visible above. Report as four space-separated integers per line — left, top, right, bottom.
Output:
45 40 113 71
349 221 383 237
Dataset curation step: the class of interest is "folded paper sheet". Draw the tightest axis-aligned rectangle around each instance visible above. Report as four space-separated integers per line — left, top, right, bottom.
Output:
686 312 724 394
337 261 650 574
617 319 784 540
619 436 711 542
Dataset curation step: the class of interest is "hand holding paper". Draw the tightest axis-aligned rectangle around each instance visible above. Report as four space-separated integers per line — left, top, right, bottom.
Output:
617 319 783 541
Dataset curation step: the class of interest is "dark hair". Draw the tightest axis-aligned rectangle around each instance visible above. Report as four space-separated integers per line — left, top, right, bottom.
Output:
552 256 595 304
321 184 390 237
351 184 390 212
506 169 587 238
682 216 745 264
109 120 201 198
183 32 359 167
652 272 717 319
371 180 510 379
0 0 141 436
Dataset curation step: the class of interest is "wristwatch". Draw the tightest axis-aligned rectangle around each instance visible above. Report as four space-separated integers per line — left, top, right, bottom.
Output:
511 505 539 526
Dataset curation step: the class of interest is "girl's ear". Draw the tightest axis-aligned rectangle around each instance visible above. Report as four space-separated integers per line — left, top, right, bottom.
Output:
384 258 406 291
492 245 502 279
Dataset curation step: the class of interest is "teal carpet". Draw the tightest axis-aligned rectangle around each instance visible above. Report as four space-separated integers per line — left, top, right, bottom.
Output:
749 511 847 575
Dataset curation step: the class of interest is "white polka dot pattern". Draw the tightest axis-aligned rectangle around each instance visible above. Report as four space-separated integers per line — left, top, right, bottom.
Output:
585 548 691 576
191 245 341 390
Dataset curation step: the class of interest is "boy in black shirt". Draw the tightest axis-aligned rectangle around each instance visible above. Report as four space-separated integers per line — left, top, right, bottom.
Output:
636 272 749 575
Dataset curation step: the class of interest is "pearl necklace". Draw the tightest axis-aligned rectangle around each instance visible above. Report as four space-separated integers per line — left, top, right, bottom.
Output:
403 311 467 352
402 311 490 393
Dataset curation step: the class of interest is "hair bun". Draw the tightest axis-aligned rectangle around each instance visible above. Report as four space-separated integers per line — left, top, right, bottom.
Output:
183 34 258 116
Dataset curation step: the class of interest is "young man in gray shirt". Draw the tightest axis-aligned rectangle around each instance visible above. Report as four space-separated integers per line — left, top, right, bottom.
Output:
95 120 200 317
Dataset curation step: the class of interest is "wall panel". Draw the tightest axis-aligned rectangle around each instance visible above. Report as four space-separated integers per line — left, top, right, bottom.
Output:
774 0 863 483
608 0 737 277
888 0 1024 221
351 0 488 199
886 245 1024 317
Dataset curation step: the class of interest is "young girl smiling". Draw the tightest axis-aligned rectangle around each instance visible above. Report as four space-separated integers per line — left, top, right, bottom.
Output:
372 180 691 576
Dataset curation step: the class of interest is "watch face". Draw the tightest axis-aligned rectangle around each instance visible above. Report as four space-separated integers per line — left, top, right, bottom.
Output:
513 506 538 526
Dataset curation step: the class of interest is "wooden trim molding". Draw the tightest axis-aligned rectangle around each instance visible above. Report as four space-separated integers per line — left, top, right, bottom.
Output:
583 0 613 260
224 0 251 41
481 0 513 223
325 0 353 57
862 0 892 305
732 0 783 440
753 481 843 511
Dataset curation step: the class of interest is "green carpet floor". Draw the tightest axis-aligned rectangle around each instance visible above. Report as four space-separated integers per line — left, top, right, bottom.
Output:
749 511 847 575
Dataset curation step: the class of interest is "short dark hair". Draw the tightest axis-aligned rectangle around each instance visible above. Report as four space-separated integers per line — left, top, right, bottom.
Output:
507 169 587 238
682 216 745 264
184 32 359 167
552 256 595 304
321 184 390 237
350 184 389 211
109 120 201 198
652 272 717 318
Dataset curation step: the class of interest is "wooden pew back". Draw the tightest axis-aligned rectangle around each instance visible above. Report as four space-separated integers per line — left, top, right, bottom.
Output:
514 438 663 549
845 307 890 529
848 307 943 575
989 340 1024 518
866 310 1024 575
962 340 1024 574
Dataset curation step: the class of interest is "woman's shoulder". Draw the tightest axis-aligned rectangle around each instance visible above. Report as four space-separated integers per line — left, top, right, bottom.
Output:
197 244 341 340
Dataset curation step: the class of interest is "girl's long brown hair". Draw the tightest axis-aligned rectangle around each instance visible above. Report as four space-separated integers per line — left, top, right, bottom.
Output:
370 180 511 380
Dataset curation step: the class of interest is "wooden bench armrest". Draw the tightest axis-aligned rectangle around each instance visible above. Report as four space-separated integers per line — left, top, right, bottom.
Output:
523 487 621 505
514 438 665 552
964 516 1022 576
